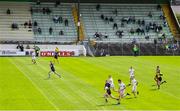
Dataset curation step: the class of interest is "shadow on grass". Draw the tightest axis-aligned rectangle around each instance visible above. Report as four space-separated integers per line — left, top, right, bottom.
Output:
150 88 158 91
97 103 120 107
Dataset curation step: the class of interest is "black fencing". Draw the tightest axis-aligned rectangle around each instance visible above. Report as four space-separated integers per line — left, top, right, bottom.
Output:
93 41 180 56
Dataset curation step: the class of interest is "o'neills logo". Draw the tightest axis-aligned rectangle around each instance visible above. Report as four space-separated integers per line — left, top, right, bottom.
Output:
2 50 17 55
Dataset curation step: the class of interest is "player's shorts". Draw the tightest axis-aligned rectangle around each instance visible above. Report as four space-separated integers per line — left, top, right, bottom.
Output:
32 56 36 60
119 89 125 97
110 83 114 88
132 85 137 92
51 68 55 72
54 54 58 59
158 77 162 81
130 75 134 80
107 89 111 95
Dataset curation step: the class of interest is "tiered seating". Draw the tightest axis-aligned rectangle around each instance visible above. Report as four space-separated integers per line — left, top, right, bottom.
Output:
0 2 34 41
80 4 173 43
31 3 77 42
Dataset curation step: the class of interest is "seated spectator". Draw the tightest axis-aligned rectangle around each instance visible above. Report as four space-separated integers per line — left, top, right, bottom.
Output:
154 39 157 44
163 21 167 27
157 4 161 10
26 44 30 49
160 14 165 20
55 0 60 7
96 4 100 11
16 44 20 49
148 11 152 18
94 32 101 39
28 20 32 28
59 30 64 35
33 21 38 27
101 14 104 20
121 17 129 23
59 16 63 23
38 27 42 34
46 8 51 14
113 23 118 30
105 17 109 24
162 33 166 39
36 0 40 5
64 19 68 26
132 38 136 44
146 25 150 32
121 22 124 27
113 9 118 16
116 30 124 38
130 28 135 34
104 32 108 38
140 28 145 35
109 17 114 22
7 8 11 15
145 36 150 40
20 44 24 52
158 25 163 31
30 7 33 14
42 8 46 14
53 15 59 23
141 19 145 26
136 28 141 35
49 27 53 35
137 19 141 26
24 22 28 28
11 23 19 30
132 16 136 24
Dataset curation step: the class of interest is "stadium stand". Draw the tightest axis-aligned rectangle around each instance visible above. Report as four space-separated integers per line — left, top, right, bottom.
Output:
0 2 34 41
31 3 77 42
80 4 173 43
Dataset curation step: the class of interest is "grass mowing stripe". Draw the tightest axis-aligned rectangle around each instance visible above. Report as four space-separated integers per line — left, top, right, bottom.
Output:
12 58 77 109
1 56 179 110
9 58 58 110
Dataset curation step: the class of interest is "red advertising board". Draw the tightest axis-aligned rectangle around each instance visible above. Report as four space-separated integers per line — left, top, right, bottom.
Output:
40 51 75 57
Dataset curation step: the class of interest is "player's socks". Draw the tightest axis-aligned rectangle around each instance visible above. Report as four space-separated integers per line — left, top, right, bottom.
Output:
137 91 139 95
105 98 108 103
126 93 130 95
58 74 61 78
127 84 131 86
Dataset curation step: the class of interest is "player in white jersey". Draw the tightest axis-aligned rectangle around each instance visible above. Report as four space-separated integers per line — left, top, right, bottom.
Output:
131 77 139 97
129 66 135 84
31 51 36 64
118 79 130 99
108 75 115 91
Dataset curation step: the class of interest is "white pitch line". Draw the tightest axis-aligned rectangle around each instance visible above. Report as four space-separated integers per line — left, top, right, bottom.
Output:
9 58 59 110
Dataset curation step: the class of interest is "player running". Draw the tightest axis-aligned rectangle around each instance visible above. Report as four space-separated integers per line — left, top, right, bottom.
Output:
154 66 167 89
129 66 135 84
108 75 115 91
53 47 60 64
118 79 130 99
31 51 36 64
131 77 139 97
104 80 120 104
47 61 61 79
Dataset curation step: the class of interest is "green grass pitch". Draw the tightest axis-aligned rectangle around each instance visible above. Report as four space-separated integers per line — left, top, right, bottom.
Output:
0 56 180 110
